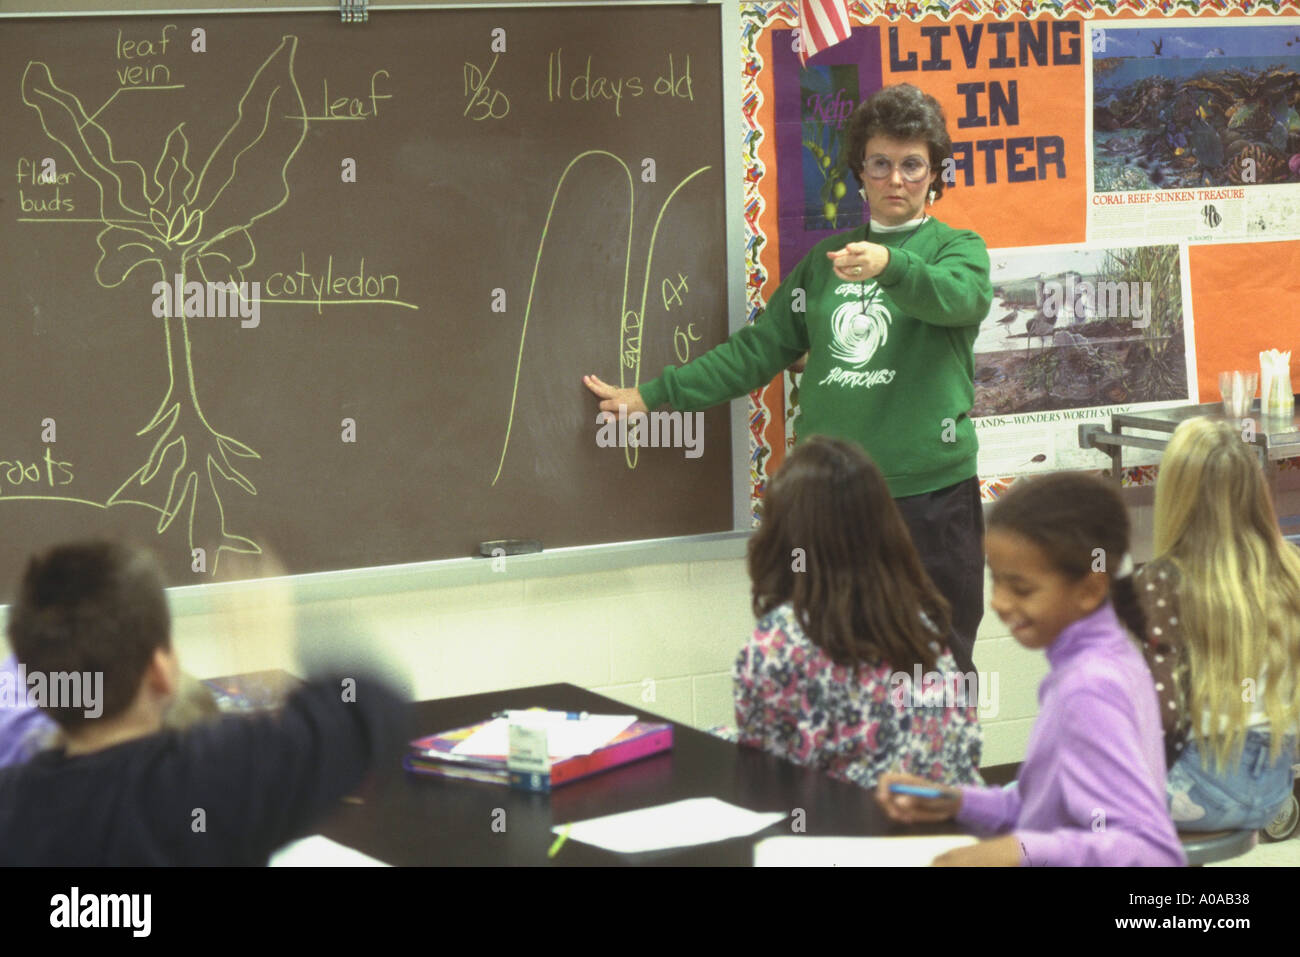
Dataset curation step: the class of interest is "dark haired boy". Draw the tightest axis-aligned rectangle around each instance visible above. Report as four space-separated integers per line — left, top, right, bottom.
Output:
0 541 405 865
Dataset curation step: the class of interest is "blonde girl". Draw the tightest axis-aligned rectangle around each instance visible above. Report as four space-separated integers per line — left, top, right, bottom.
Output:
1138 416 1300 830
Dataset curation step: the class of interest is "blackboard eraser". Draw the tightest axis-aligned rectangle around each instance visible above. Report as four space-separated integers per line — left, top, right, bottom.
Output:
476 539 543 558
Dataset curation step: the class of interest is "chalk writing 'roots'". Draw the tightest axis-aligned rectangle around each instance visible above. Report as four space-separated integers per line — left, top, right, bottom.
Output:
491 153 710 484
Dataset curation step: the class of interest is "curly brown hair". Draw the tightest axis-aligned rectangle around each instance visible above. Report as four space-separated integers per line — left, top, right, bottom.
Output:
748 436 953 673
844 83 953 201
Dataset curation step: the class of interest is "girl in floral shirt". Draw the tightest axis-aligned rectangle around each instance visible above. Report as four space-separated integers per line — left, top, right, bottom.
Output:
734 436 982 790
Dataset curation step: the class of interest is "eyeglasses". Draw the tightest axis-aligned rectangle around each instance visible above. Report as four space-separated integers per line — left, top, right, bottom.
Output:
862 154 931 183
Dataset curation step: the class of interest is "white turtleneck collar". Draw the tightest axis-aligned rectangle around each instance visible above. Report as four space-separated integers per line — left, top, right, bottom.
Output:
869 214 928 233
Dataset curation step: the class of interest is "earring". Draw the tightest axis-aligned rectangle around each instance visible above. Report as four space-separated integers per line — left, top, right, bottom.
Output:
928 189 936 205
859 187 867 201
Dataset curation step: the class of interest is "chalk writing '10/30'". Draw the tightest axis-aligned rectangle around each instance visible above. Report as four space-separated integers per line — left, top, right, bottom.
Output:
465 54 509 120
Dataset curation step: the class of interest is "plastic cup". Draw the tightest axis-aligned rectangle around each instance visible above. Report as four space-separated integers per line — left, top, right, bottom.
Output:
1218 371 1257 418
1259 351 1295 419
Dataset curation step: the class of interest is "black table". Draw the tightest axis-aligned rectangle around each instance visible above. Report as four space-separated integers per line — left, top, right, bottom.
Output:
318 683 949 865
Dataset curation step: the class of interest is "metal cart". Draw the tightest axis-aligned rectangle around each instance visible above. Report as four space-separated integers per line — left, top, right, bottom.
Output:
1078 398 1300 496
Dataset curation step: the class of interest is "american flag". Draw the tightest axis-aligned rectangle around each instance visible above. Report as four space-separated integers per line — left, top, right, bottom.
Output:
797 0 853 65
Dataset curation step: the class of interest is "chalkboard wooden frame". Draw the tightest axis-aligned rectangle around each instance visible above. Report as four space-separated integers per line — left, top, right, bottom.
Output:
0 0 753 605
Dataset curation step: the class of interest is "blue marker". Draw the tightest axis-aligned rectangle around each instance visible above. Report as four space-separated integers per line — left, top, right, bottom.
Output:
889 783 950 800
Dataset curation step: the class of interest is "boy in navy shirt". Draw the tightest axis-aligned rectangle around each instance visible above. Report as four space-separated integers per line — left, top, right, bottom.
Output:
0 541 405 865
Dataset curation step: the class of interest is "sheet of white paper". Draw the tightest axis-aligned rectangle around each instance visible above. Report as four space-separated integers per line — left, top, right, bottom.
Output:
451 714 637 758
269 835 391 867
753 835 977 867
554 798 787 854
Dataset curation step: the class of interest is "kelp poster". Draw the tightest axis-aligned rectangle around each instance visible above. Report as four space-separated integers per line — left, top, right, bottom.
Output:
769 26 881 271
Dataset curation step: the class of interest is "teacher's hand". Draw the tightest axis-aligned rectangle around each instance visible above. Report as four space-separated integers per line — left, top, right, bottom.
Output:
827 241 889 281
584 374 648 421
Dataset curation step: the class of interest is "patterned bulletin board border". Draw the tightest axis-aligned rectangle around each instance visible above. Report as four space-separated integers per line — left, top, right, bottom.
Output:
826 0 1295 19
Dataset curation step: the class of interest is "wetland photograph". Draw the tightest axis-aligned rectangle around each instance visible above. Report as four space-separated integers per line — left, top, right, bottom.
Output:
972 245 1189 416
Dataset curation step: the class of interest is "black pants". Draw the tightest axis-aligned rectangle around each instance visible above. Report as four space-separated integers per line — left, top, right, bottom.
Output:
893 475 985 677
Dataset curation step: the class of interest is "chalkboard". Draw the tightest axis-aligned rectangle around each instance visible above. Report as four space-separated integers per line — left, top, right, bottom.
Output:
0 5 733 586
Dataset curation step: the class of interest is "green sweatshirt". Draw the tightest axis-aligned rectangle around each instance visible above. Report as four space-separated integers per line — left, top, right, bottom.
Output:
639 217 992 498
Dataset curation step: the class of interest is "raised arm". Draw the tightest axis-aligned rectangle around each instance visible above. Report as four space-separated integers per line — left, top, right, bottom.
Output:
179 672 407 864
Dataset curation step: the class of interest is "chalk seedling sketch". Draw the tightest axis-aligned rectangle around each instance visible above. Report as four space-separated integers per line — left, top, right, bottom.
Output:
492 150 710 483
21 36 307 572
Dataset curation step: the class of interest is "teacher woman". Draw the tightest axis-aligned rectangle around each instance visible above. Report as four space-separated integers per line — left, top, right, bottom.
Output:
585 83 992 675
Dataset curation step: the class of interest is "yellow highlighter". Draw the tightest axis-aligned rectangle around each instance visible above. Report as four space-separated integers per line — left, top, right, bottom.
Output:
548 823 573 859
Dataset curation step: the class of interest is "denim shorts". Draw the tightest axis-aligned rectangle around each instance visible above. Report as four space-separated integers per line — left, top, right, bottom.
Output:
1166 728 1297 831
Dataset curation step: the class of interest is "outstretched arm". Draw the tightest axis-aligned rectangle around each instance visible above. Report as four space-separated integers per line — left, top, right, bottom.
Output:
591 258 813 415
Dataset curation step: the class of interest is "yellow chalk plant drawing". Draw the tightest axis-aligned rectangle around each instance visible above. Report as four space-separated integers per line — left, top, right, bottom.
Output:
492 151 710 482
21 36 308 572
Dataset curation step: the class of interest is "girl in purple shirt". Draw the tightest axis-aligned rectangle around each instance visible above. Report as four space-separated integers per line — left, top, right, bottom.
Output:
879 471 1185 866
